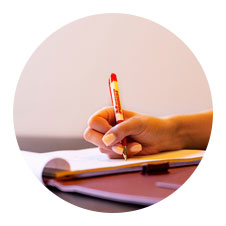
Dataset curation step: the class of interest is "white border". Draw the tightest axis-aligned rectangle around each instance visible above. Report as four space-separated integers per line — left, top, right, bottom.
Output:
1 0 226 225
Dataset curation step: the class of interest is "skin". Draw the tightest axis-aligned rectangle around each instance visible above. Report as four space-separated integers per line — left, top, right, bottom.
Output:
83 107 213 159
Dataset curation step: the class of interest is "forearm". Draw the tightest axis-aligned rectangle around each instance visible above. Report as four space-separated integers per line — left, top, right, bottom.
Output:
170 111 213 150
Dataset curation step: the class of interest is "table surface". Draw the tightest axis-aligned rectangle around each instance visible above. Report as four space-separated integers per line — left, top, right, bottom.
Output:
18 136 198 213
46 166 197 213
49 187 146 213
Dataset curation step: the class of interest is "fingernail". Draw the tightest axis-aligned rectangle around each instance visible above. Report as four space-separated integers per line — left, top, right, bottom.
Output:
130 144 142 153
102 133 116 146
112 145 123 155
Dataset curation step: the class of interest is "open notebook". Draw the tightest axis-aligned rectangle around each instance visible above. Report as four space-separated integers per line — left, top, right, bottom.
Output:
21 147 204 182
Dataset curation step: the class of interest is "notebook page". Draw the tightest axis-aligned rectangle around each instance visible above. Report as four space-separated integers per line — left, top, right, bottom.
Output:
55 148 204 172
22 148 204 181
21 151 70 181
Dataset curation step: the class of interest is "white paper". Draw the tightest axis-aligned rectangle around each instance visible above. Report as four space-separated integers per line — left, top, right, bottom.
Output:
21 148 204 182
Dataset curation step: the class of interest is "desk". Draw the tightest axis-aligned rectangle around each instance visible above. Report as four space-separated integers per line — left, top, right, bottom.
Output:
45 166 197 213
18 136 198 213
48 187 145 212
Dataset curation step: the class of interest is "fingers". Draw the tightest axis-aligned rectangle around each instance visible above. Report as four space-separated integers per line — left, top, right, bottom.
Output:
84 127 124 153
99 142 143 159
102 116 144 146
99 147 124 159
85 107 144 159
88 115 112 134
84 128 142 158
127 142 142 156
87 107 137 133
88 107 115 130
83 127 106 147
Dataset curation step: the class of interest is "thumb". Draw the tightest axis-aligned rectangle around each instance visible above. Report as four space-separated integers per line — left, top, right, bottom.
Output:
102 116 143 146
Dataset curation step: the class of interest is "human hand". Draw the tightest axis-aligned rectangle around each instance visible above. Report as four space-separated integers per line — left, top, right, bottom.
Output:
83 107 182 158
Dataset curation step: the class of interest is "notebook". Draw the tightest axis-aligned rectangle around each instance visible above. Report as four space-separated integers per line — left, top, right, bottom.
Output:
21 147 204 182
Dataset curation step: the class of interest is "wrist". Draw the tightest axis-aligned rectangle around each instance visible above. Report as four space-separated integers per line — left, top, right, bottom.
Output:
166 116 188 150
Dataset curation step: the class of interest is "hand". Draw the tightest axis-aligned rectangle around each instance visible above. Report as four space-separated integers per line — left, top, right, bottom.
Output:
83 107 182 158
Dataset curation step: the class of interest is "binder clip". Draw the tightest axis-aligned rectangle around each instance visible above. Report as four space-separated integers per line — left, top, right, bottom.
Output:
141 162 169 175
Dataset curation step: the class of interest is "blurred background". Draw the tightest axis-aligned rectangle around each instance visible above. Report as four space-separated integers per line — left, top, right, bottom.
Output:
14 14 212 152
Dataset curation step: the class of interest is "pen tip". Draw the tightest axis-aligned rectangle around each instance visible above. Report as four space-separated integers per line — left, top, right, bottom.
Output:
123 146 127 160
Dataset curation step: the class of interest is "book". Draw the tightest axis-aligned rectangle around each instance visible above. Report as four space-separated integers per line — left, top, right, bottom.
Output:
21 147 204 182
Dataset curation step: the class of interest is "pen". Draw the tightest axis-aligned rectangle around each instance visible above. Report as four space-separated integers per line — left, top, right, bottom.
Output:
108 73 128 160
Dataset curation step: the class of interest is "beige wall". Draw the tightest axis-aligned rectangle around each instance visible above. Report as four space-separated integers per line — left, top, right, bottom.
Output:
14 14 212 139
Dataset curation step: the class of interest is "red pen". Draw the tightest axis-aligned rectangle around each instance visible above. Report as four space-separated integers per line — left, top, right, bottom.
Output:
109 73 128 160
